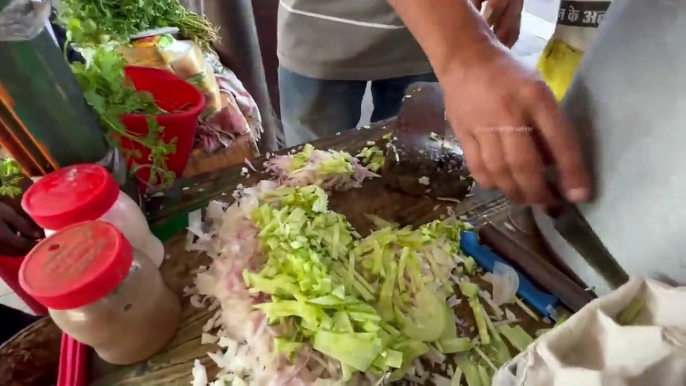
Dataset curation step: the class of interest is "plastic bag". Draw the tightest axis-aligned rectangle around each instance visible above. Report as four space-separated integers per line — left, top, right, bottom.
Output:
119 37 222 114
167 41 222 113
0 0 51 42
536 0 613 101
494 278 686 386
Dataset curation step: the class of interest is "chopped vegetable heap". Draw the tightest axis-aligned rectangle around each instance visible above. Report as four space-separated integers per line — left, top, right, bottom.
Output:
264 144 379 191
187 145 541 385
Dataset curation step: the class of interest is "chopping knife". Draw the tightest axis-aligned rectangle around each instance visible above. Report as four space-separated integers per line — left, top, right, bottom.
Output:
546 182 629 290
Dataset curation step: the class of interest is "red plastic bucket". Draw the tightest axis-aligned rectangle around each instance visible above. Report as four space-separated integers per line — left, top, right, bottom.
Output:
119 66 205 188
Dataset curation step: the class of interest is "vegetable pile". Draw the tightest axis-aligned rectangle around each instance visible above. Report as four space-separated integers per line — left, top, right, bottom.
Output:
60 0 217 50
186 145 541 385
264 144 379 191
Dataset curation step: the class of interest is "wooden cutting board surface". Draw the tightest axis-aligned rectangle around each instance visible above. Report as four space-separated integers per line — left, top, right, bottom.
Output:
0 95 564 385
85 122 551 385
0 124 550 385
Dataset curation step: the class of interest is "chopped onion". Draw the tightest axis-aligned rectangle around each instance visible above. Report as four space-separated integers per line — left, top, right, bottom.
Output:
191 360 208 386
478 290 504 320
432 373 452 386
427 346 446 364
206 200 226 220
244 158 258 172
447 295 462 308
415 358 426 379
189 295 205 309
491 261 520 306
505 308 517 322
202 317 214 333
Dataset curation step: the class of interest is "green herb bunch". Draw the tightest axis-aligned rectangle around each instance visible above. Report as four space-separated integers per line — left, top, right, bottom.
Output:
70 48 176 187
0 159 23 198
60 0 218 51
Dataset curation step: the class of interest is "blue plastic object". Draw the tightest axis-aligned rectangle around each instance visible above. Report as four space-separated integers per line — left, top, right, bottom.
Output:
459 231 558 317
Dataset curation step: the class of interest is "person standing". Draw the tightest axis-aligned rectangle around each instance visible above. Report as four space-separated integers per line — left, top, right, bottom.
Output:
278 0 591 207
278 0 442 147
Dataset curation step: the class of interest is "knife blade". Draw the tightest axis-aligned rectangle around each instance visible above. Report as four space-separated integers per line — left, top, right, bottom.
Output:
547 183 629 289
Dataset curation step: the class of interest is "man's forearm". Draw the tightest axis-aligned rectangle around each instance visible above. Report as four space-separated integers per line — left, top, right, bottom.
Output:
387 0 502 79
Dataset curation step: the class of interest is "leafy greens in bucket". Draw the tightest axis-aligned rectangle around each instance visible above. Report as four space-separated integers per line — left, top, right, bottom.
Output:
70 48 176 187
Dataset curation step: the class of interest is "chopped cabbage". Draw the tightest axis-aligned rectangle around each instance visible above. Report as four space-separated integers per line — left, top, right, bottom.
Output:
184 144 543 385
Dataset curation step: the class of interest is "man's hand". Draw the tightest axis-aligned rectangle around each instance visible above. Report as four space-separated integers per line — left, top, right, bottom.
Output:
388 0 591 205
475 0 524 48
0 202 42 257
441 47 590 205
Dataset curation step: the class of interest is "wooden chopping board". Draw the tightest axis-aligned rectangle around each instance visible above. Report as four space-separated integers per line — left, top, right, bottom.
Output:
89 129 551 384
0 88 559 386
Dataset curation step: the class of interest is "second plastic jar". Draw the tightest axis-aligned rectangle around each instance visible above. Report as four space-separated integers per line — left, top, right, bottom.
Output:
19 221 181 365
21 164 165 267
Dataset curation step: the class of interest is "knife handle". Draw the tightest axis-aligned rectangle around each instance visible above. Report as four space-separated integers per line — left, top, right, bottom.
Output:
460 231 558 317
477 223 596 312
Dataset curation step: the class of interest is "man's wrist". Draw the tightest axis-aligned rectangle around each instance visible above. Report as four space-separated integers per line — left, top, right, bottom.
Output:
388 0 505 82
432 32 505 83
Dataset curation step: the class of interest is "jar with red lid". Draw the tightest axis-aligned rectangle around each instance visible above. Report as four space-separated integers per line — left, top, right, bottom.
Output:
21 164 165 267
19 221 181 365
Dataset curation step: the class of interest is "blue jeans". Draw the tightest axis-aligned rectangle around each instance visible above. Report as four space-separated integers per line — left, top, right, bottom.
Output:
279 68 438 147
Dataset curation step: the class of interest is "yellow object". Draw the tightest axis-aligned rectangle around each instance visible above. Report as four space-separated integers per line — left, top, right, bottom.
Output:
118 39 222 114
536 39 584 102
131 35 175 49
168 42 222 113
537 0 613 101
118 43 174 72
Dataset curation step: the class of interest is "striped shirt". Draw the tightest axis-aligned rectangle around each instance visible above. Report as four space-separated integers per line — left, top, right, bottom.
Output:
277 0 433 81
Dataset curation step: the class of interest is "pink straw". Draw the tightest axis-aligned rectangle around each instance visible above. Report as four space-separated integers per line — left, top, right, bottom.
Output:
57 334 89 386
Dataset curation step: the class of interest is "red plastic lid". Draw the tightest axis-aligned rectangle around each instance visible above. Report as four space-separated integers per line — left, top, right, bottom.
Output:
21 164 119 230
19 221 134 310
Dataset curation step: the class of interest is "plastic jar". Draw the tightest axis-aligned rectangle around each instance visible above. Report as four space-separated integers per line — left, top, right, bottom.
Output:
19 221 181 365
21 164 165 267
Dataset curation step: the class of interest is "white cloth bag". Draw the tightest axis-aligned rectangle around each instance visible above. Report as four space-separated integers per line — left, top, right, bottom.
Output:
494 278 686 386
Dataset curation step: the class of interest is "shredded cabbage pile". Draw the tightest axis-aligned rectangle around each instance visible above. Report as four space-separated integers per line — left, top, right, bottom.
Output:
355 144 385 172
186 145 538 386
